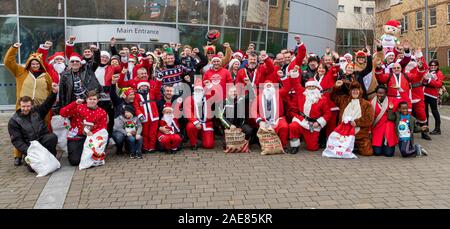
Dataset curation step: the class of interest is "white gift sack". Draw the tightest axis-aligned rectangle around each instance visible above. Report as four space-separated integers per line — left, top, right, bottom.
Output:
79 129 108 170
322 123 358 159
25 141 61 177
51 115 70 153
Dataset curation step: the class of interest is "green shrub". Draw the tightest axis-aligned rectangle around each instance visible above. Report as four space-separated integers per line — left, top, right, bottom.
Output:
441 66 450 75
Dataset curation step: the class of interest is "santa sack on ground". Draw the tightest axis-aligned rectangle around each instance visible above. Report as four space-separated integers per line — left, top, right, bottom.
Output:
79 129 108 170
25 141 61 177
322 116 358 159
50 115 70 154
257 128 285 155
224 127 249 153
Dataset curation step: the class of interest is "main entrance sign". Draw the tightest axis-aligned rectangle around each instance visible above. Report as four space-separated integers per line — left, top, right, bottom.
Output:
66 24 180 43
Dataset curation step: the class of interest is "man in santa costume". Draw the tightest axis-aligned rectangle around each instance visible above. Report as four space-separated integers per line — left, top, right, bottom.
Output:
371 85 399 156
37 41 66 84
378 39 411 74
133 79 162 153
184 81 216 150
332 81 374 156
158 102 182 154
252 80 290 152
288 77 331 153
203 54 233 100
235 50 275 95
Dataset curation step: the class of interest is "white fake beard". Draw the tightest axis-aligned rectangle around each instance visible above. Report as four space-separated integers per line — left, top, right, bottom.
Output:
303 89 321 104
53 62 66 74
405 62 417 73
263 87 275 99
163 114 174 126
128 63 135 72
193 92 204 104
248 63 257 69
121 56 128 63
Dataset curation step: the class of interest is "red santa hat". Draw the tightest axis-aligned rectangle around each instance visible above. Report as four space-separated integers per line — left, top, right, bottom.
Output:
344 53 353 59
137 81 150 89
211 54 221 62
355 51 366 58
48 52 65 64
162 102 174 112
120 87 134 98
233 50 244 59
385 52 395 58
206 47 215 54
263 80 274 88
128 54 137 63
385 19 401 28
69 53 86 64
305 78 322 90
100 51 111 59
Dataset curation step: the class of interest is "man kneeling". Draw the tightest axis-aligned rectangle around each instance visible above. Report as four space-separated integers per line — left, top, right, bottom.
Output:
8 83 59 172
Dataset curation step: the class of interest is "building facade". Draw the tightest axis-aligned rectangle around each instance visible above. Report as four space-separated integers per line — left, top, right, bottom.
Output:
336 0 376 54
0 0 337 105
375 0 450 66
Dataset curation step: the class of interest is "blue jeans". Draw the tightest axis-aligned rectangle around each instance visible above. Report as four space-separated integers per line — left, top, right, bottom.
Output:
398 140 417 157
112 131 126 153
126 136 143 155
373 144 395 157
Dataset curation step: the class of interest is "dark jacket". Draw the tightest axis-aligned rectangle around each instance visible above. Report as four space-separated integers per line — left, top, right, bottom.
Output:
355 55 373 99
110 84 133 118
218 84 256 128
8 92 57 154
56 65 102 114
388 110 420 145
301 66 317 87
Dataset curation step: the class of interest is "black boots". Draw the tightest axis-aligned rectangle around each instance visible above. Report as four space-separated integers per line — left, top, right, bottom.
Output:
421 132 432 140
290 147 299 154
430 129 441 135
14 157 22 166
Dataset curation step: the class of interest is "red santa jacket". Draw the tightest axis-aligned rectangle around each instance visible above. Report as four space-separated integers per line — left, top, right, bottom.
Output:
60 101 107 137
117 58 152 88
375 68 423 100
183 95 215 131
423 70 445 99
288 77 331 132
407 65 427 103
203 67 233 99
251 85 289 127
37 44 66 84
286 43 307 74
235 57 275 93
371 97 399 147
133 79 162 123
157 119 181 140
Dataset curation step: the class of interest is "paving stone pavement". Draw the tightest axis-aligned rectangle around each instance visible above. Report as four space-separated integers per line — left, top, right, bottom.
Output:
1 107 450 209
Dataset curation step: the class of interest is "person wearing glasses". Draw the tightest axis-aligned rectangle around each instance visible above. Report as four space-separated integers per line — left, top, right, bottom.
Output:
423 60 444 135
56 52 102 115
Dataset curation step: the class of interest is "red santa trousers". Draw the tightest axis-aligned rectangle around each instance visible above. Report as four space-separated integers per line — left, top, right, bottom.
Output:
272 119 289 147
159 134 182 150
289 122 320 151
412 100 427 124
142 120 159 151
186 122 215 149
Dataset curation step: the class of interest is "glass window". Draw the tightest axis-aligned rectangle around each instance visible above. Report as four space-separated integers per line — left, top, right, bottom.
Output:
178 25 208 50
19 0 64 17
210 0 241 27
269 0 278 7
127 0 176 22
416 11 423 29
178 0 209 24
0 0 16 15
400 19 405 34
67 0 124 19
404 14 408 32
0 17 18 63
354 7 361 14
338 5 344 12
448 4 450 23
429 51 437 61
209 27 240 51
241 29 266 51
366 7 374 15
267 32 287 55
242 0 268 29
448 49 450 66
430 7 437 26
19 18 65 63
0 66 17 105
268 0 289 31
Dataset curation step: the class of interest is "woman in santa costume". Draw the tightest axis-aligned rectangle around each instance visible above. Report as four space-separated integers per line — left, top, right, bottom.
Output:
158 102 183 154
60 91 107 166
332 81 375 156
423 59 445 135
133 79 163 153
184 81 217 150
371 85 399 156
288 76 331 153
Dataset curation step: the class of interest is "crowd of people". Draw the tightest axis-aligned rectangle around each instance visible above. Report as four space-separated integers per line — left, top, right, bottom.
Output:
5 32 445 173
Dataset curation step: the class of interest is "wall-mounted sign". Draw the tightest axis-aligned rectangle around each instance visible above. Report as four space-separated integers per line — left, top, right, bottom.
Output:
66 24 179 43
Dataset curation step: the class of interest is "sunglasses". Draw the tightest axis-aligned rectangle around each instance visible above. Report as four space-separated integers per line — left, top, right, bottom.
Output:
430 65 438 67
393 67 401 69
70 60 80 63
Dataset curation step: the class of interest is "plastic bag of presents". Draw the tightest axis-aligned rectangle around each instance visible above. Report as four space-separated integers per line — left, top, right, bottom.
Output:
25 141 61 177
50 115 70 153
79 129 108 170
224 127 249 153
322 122 357 159
257 128 285 155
